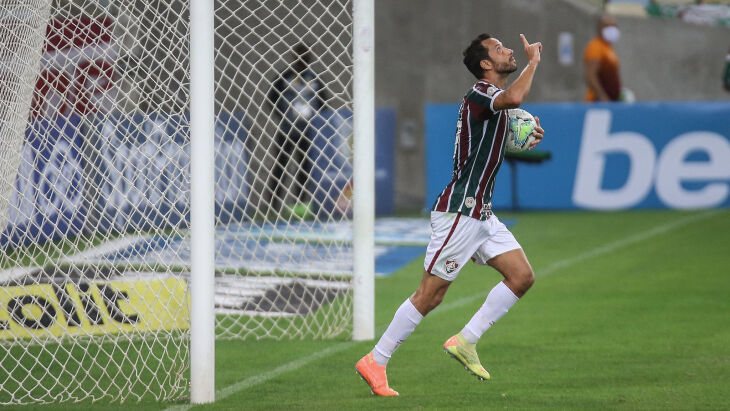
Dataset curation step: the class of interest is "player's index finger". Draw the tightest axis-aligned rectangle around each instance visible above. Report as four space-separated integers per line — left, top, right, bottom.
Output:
520 33 529 47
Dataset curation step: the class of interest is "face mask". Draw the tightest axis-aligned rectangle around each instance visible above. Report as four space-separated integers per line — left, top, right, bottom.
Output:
602 26 620 43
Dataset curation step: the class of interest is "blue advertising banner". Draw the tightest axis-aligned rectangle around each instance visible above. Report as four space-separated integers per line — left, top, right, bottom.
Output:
375 108 396 215
2 107 397 249
308 109 352 218
308 108 395 217
426 102 730 210
2 116 86 247
1 112 248 247
88 112 248 232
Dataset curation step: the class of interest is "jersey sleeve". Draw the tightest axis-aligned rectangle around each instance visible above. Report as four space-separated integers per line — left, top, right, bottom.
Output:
465 83 503 120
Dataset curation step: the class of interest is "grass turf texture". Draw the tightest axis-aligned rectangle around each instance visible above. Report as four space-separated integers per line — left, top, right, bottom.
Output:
3 209 729 409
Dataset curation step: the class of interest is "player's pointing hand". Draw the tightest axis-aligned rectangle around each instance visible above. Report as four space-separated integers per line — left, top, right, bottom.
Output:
520 34 541 65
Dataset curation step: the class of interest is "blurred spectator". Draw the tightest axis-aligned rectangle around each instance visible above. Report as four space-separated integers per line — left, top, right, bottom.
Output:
647 0 730 26
646 0 677 18
722 50 730 92
583 14 622 102
266 43 330 217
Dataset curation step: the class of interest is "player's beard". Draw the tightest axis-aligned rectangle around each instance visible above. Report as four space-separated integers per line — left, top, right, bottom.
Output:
495 60 518 74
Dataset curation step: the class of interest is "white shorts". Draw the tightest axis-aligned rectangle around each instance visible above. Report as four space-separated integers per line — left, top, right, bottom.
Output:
423 211 521 281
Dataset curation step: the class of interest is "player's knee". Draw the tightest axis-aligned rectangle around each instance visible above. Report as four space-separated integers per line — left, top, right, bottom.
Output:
517 267 535 293
507 266 534 296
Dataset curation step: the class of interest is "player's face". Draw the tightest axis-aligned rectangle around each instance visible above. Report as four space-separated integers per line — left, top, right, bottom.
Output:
482 38 517 74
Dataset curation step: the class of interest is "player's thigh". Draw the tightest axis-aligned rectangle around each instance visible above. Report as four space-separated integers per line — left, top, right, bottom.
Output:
424 212 483 282
471 216 523 266
472 217 533 282
486 247 533 281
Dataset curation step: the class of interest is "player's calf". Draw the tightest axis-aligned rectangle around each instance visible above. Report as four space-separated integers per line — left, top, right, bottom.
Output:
410 271 452 315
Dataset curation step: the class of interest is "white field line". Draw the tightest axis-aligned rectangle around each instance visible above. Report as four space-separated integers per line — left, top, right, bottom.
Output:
0 234 147 282
163 343 358 411
164 209 722 410
60 234 147 262
536 209 722 278
0 266 41 282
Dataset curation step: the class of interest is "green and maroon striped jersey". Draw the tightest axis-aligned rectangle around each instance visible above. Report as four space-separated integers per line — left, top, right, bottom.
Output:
431 80 508 220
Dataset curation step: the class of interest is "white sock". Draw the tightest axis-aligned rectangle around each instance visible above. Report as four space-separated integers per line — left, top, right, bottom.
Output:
461 281 519 344
372 298 423 366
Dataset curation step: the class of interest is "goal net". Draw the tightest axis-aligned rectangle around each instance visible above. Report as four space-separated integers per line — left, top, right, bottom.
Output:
0 0 357 404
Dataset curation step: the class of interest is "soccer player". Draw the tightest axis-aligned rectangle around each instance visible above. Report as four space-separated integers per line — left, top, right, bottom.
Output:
266 43 330 215
355 33 545 396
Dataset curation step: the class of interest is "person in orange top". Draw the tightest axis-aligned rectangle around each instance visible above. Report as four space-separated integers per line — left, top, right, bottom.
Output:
583 14 622 102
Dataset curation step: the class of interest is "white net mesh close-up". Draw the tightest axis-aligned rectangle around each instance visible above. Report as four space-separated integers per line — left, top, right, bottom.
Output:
0 0 356 404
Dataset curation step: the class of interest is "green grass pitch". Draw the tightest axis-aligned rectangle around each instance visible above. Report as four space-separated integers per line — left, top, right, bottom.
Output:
4 209 730 410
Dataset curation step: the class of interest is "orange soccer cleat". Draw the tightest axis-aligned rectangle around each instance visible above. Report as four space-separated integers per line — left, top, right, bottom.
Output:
355 352 399 397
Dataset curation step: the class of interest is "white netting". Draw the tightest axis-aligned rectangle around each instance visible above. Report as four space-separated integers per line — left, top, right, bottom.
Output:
0 0 354 404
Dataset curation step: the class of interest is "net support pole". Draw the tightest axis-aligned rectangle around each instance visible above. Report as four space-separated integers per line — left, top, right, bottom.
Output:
190 0 216 403
352 0 375 341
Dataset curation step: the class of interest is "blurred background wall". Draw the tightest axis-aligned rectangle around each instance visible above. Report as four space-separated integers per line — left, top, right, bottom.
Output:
374 0 730 210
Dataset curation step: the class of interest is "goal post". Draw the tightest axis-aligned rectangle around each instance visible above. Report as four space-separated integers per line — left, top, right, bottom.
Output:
0 0 374 405
352 0 375 342
189 0 216 404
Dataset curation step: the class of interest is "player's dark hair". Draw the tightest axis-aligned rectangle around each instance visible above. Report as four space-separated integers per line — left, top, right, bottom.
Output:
463 33 491 79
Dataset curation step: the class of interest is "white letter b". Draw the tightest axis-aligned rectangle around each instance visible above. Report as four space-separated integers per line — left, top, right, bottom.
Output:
573 110 656 209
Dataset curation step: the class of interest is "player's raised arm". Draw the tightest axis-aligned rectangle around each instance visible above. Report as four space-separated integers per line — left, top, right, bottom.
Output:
493 34 542 110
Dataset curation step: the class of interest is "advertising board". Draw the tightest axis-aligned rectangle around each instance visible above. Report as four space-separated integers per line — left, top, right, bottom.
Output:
426 102 730 210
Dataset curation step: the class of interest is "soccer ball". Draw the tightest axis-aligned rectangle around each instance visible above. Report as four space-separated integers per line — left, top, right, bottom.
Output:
505 108 537 153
